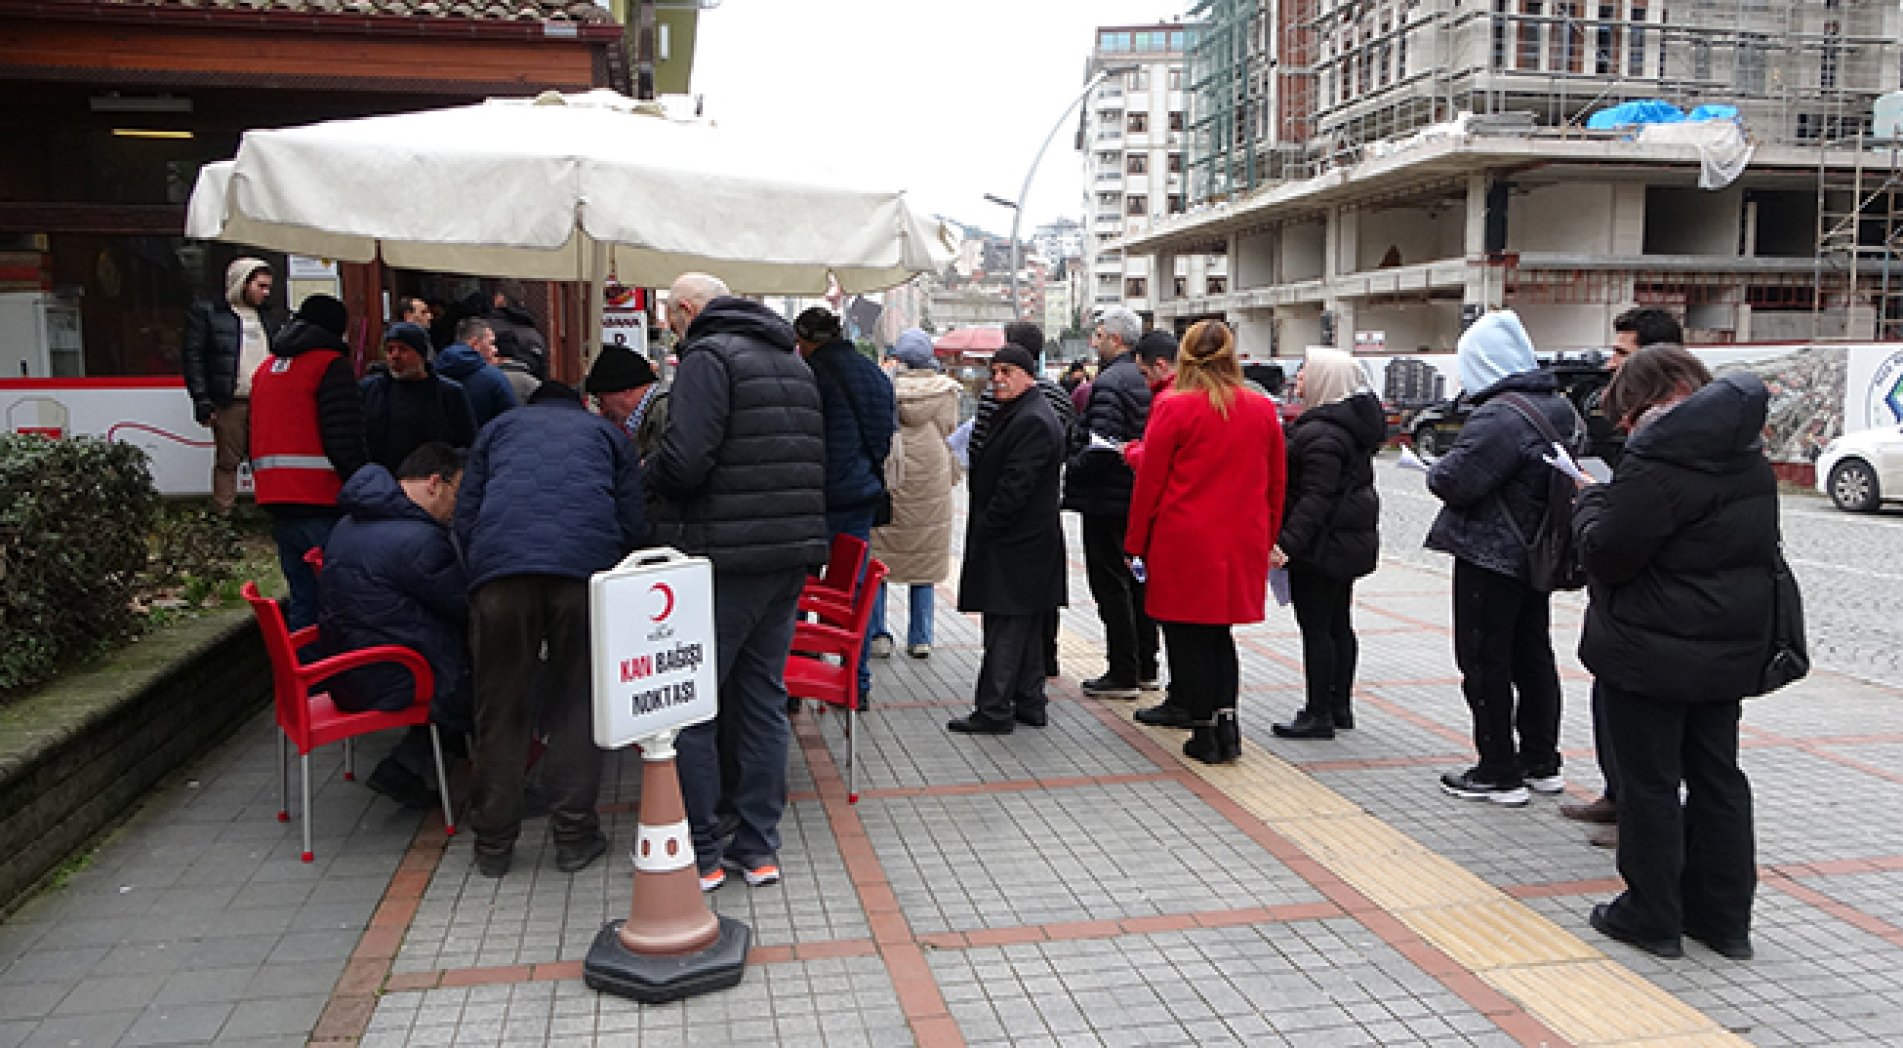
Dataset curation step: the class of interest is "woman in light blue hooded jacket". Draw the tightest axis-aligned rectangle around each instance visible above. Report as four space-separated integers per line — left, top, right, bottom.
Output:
1423 310 1584 807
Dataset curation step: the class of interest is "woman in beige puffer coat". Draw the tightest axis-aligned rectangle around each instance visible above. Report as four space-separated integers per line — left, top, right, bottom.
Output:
870 329 963 658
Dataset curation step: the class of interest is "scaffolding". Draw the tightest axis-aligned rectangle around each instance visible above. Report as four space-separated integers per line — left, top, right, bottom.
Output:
1814 135 1903 341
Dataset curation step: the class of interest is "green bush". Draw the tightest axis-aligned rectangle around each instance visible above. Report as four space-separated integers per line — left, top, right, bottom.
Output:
0 434 159 693
148 505 242 602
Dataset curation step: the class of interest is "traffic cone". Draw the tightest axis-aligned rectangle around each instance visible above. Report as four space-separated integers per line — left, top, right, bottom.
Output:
583 729 750 1003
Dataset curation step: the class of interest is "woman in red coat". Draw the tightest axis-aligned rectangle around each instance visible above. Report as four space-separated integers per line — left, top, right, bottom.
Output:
1124 320 1287 763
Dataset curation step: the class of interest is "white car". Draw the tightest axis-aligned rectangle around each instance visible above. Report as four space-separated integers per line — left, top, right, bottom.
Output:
1817 422 1903 512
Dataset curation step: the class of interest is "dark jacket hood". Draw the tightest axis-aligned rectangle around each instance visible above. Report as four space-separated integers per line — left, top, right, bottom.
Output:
1298 391 1385 453
1471 367 1558 404
684 296 797 354
435 343 486 381
337 463 436 525
272 317 348 358
1624 372 1768 474
490 304 539 328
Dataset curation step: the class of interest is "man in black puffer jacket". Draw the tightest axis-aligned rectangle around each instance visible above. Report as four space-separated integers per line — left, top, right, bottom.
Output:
1425 310 1583 807
1063 305 1157 698
1271 348 1384 740
182 257 284 514
649 272 828 891
1574 354 1778 961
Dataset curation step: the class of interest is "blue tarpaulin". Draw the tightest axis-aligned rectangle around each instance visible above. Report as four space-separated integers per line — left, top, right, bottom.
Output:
1686 104 1741 123
1586 100 1686 130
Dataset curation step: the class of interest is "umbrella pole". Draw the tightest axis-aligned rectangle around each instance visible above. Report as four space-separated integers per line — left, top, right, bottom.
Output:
586 238 608 379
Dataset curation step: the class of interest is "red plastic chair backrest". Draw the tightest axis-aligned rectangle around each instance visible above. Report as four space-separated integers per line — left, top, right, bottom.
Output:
815 533 868 597
844 559 888 661
242 581 313 747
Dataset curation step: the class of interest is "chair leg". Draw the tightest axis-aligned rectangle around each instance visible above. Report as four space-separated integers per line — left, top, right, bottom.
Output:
300 753 314 863
342 738 355 782
276 732 290 823
841 711 856 806
428 725 456 837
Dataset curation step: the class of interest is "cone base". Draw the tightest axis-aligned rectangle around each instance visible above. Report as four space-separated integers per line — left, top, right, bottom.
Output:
583 916 750 1004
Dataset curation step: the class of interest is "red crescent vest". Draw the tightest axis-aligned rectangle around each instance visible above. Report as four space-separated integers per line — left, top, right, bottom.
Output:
250 350 345 507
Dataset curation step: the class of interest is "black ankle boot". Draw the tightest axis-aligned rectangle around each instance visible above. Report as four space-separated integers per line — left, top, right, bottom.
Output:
1332 704 1355 730
1272 709 1336 740
1184 710 1241 764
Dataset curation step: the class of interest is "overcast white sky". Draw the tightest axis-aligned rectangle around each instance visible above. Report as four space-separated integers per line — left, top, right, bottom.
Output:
694 0 1183 238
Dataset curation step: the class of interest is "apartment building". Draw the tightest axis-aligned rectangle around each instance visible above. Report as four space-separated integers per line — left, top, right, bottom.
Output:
1137 0 1903 358
1080 23 1228 327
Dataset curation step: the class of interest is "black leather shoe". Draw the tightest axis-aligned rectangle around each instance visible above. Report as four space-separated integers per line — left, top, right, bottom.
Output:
1685 926 1754 960
1134 702 1198 729
1184 710 1242 764
1014 709 1049 728
1271 710 1336 739
1590 903 1683 958
366 760 439 811
555 834 607 873
1081 676 1141 699
947 713 1014 735
474 847 513 879
1332 706 1355 730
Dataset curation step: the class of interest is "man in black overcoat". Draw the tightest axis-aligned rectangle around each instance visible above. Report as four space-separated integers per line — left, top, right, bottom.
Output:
951 344 1068 734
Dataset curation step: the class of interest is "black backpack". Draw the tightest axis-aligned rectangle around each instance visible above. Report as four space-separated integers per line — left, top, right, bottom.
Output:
1493 393 1588 593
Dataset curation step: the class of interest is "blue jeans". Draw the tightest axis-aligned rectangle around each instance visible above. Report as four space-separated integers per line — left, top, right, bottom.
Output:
269 510 339 631
871 582 936 648
677 568 804 873
824 506 877 695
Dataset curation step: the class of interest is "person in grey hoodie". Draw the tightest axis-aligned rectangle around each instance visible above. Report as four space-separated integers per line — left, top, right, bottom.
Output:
1425 310 1583 807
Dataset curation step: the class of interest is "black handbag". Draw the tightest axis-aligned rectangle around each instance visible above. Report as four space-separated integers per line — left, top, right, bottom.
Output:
1493 393 1589 593
1753 547 1809 696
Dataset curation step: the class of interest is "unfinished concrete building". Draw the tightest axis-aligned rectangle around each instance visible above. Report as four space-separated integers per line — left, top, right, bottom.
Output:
1148 0 1903 356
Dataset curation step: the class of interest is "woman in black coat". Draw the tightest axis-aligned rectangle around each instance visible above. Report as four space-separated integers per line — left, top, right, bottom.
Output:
1271 348 1383 740
1574 345 1779 962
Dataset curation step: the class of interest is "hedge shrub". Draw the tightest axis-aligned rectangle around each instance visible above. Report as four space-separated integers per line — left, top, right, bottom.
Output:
0 434 159 693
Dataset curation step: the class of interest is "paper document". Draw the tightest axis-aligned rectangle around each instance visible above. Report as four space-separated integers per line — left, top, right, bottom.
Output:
1087 431 1126 453
1541 442 1591 486
1396 445 1431 474
1268 566 1291 606
1577 456 1613 484
947 417 973 469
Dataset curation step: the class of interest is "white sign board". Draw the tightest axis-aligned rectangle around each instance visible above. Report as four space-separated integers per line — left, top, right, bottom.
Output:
590 548 718 748
287 254 340 280
0 378 218 496
600 309 649 354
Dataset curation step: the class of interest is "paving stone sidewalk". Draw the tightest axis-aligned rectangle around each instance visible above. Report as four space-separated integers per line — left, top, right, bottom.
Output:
2 483 1901 1046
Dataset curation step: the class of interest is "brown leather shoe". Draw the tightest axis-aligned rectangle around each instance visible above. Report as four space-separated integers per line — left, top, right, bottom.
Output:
1590 826 1618 849
1560 796 1618 824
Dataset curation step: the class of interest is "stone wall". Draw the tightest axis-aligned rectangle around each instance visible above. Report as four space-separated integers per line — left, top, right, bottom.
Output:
0 610 269 913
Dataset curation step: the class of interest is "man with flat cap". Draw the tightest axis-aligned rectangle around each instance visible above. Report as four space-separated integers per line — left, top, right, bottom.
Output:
950 343 1068 735
585 345 670 460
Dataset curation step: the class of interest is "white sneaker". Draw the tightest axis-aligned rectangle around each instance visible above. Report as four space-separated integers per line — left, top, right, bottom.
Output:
907 643 931 659
869 635 894 659
1525 773 1566 795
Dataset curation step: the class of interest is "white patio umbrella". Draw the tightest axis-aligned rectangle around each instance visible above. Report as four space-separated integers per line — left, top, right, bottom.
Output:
185 89 950 350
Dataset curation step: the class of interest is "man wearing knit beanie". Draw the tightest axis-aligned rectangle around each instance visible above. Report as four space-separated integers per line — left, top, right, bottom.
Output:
360 321 478 472
585 344 670 459
181 257 284 514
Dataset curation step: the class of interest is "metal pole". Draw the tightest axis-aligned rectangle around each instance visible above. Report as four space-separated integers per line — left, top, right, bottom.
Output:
1008 66 1128 345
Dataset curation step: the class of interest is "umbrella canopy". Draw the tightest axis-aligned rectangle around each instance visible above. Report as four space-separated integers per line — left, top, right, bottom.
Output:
186 90 948 294
933 327 1006 354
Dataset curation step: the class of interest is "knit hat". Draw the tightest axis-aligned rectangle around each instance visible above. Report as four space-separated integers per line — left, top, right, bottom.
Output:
585 344 658 394
992 343 1037 375
1003 320 1044 357
794 306 843 343
296 294 349 339
892 328 936 371
382 322 432 357
224 257 269 307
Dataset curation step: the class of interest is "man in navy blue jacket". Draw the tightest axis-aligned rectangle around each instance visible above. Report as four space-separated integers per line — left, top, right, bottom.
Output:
793 305 894 700
455 381 647 878
318 442 470 810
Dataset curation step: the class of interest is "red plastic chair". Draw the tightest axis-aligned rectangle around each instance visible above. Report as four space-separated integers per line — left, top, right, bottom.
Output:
785 559 886 804
242 581 455 861
799 532 868 626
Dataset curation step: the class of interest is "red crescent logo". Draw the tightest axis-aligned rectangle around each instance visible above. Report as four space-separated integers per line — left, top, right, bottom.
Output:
650 582 675 622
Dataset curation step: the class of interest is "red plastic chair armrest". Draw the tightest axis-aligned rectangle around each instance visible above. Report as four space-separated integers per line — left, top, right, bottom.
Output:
791 622 856 657
289 625 321 651
296 644 435 704
798 592 853 624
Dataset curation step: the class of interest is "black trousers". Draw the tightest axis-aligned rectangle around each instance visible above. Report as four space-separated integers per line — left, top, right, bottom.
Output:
1159 621 1236 722
467 575 603 855
973 613 1047 723
1081 513 1159 684
1591 680 1621 804
1601 682 1756 942
1451 559 1562 783
1289 568 1358 718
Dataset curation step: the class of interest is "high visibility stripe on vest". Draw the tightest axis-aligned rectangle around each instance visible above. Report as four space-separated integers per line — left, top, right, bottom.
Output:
250 454 334 470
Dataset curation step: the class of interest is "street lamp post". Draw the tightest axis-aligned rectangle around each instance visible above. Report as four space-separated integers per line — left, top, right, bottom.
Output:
994 64 1136 354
